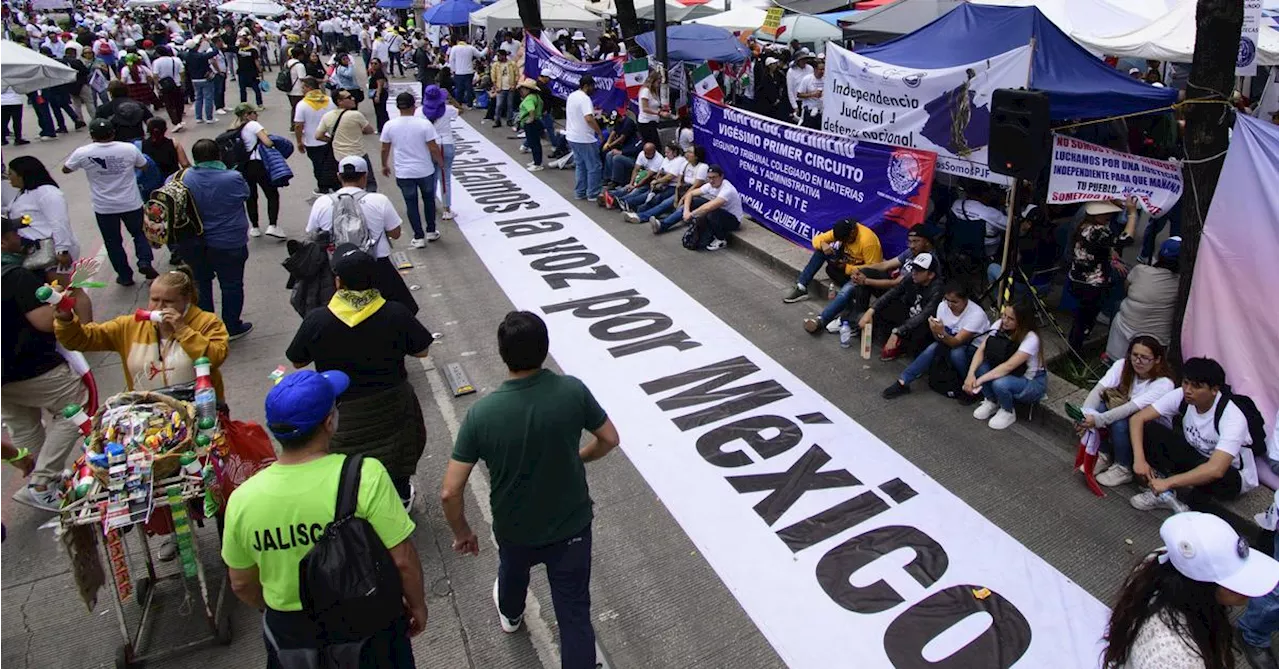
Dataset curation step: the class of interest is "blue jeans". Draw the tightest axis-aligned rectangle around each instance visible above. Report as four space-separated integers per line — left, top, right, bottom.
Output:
494 89 515 124
176 239 248 331
819 280 859 323
193 79 215 121
797 250 828 287
902 341 975 385
977 364 1048 411
608 154 637 185
1084 397 1135 467
95 209 154 281
568 141 603 199
616 186 652 208
541 111 568 152
438 143 455 209
453 73 474 106
637 193 676 221
28 94 55 138
1239 531 1279 648
1140 199 1182 261
523 119 544 165
497 524 596 669
396 175 437 238
655 208 685 233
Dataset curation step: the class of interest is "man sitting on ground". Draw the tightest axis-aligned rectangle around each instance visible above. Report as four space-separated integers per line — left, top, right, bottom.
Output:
817 224 940 338
855 252 944 360
1128 357 1261 513
792 219 884 334
882 281 989 399
620 143 684 220
603 141 661 209
671 164 743 251
599 111 642 193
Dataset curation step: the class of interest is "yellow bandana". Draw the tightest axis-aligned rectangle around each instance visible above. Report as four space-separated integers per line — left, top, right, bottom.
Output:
327 289 385 327
303 89 331 111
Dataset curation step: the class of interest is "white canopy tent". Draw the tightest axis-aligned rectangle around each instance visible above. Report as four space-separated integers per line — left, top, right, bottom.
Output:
0 40 76 94
1070 0 1280 66
754 14 841 43
470 0 605 32
688 6 767 32
580 0 725 22
216 0 286 16
838 0 964 39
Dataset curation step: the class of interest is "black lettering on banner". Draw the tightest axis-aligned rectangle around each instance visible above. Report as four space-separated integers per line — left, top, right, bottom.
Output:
466 179 519 192
814 525 948 614
640 356 792 431
589 312 673 341
542 265 620 289
530 253 600 272
521 236 589 256
497 212 569 226
607 330 702 358
543 289 649 318
476 193 530 205
777 488 891 552
726 445 860 524
696 415 802 467
502 222 566 237
884 584 1032 669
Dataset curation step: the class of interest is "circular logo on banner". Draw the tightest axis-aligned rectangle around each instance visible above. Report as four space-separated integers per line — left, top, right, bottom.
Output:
1239 37 1257 68
887 151 923 195
694 97 712 127
902 73 926 88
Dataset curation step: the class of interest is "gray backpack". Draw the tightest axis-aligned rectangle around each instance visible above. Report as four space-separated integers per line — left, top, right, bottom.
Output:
328 192 379 253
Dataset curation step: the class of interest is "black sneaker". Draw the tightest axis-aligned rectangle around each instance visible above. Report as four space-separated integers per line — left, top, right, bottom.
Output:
400 481 416 512
116 275 136 287
228 322 254 341
882 381 911 399
138 265 159 280
13 139 30 146
782 285 809 303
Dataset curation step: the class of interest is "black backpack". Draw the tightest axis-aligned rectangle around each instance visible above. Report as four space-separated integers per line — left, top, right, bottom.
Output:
982 329 1028 379
213 128 251 169
927 345 964 398
298 455 404 642
1178 385 1271 460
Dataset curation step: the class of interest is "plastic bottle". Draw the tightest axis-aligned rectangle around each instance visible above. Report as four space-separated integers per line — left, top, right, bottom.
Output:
180 453 202 477
193 357 216 425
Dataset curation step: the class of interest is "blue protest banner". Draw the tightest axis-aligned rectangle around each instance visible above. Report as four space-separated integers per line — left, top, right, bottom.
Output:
523 34 628 113
691 96 936 256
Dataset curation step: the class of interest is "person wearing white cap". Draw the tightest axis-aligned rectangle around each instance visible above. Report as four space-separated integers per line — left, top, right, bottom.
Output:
1066 199 1137 353
785 53 813 123
1102 511 1278 669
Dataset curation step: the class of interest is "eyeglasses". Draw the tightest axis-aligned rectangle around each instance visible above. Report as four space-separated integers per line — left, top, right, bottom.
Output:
1131 353 1155 364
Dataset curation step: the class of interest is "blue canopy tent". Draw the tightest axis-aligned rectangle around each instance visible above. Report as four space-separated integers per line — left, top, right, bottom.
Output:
635 25 750 64
424 0 483 26
858 4 1176 120
377 0 412 8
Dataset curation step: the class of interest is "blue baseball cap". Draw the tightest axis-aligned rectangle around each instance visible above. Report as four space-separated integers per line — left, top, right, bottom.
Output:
265 370 349 439
1159 236 1182 260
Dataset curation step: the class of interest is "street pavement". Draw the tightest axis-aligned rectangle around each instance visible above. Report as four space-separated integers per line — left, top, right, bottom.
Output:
0 77 1170 668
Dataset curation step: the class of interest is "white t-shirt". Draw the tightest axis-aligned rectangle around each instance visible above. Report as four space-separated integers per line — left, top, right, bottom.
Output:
660 156 687 176
1015 331 1042 378
447 43 479 75
240 120 265 161
153 55 183 82
119 65 153 85
64 141 147 214
286 59 308 96
637 88 659 124
634 151 664 174
371 38 390 64
379 116 439 180
678 127 695 151
294 99 337 148
935 300 989 344
500 39 519 56
1 87 24 106
682 161 709 186
786 64 813 109
421 106 458 145
700 180 744 220
797 74 823 112
305 187 402 259
1097 359 1176 409
1151 389 1259 492
564 90 597 144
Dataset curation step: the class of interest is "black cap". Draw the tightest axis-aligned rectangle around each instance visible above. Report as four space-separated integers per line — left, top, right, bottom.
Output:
330 243 376 288
395 91 416 109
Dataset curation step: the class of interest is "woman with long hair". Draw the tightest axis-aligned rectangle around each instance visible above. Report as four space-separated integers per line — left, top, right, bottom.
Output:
305 50 325 80
644 145 708 234
139 118 190 184
230 103 283 238
6 156 79 272
1079 335 1176 486
637 69 664 148
421 84 458 220
1102 512 1277 669
119 53 157 109
367 57 390 131
963 299 1048 430
1105 238 1182 362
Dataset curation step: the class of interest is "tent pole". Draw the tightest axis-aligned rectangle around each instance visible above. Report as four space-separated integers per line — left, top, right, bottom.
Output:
997 36 1037 309
654 0 668 75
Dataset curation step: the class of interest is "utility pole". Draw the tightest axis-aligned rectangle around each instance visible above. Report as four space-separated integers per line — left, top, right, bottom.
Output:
1169 0 1244 363
654 0 667 70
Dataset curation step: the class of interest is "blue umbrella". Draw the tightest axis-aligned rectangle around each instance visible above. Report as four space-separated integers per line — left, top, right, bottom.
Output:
377 0 413 7
423 0 483 26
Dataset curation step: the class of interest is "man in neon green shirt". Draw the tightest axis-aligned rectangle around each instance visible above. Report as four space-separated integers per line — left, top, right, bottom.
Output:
221 369 428 664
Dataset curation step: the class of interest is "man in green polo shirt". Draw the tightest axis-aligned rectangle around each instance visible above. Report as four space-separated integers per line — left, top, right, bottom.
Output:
442 311 620 669
221 369 428 664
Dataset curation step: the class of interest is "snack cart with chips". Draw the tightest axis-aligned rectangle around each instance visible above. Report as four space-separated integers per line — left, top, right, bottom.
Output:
58 390 233 668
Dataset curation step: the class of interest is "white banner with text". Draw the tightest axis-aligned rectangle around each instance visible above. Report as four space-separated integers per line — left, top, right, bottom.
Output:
446 118 1109 668
1048 134 1183 216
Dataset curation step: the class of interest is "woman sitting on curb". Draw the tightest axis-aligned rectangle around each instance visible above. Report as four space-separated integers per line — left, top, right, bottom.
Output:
963 300 1047 430
1075 334 1176 487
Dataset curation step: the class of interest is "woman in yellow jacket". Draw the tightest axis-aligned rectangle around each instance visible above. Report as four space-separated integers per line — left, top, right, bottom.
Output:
54 270 230 400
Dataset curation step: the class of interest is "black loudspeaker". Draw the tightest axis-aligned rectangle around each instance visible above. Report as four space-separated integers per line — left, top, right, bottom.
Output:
987 89 1050 182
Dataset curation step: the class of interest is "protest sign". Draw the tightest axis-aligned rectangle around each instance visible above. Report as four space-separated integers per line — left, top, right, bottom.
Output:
1047 134 1183 216
1239 0 1264 76
523 34 627 112
693 96 934 255
822 43 1031 185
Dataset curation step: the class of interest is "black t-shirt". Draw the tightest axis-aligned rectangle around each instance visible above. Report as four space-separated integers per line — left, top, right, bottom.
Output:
285 301 432 399
2 265 64 385
236 47 260 77
369 70 388 103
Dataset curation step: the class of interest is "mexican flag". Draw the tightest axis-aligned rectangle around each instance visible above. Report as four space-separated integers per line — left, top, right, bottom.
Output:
624 57 649 100
691 62 723 103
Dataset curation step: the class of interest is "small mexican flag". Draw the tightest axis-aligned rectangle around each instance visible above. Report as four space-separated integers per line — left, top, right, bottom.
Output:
624 57 649 100
691 62 723 103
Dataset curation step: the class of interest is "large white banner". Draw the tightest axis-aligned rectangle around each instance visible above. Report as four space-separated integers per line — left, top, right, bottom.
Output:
1048 134 1183 216
1239 0 1264 76
823 43 1032 185
446 119 1109 668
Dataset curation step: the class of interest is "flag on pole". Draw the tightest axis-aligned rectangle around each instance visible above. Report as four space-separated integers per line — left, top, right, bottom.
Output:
691 62 723 103
624 57 649 100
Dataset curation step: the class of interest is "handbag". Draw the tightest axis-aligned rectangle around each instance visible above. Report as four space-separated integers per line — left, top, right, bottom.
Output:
983 329 1028 378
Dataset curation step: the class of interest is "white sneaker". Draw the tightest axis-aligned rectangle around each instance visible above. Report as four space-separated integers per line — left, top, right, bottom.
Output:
518 145 530 153
1096 464 1134 487
441 209 454 220
988 409 1017 430
1129 490 1161 511
249 227 263 238
825 319 841 334
624 212 640 223
705 239 728 251
492 578 523 633
410 237 426 249
264 225 285 239
527 164 544 172
215 108 228 115
525 161 537 168
1093 452 1112 475
11 484 61 512
173 122 186 132
972 400 999 421
425 231 441 241
514 131 525 138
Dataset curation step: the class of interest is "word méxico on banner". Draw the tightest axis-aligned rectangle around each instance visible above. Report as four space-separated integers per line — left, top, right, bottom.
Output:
447 134 1047 667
